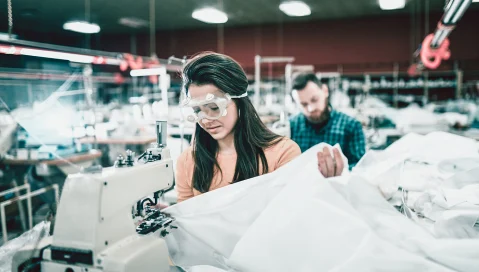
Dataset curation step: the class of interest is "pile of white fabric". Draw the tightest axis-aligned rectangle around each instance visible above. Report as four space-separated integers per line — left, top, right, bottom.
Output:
164 132 479 272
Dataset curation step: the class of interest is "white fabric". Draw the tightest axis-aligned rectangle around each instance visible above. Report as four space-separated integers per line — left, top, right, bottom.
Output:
164 144 347 270
164 132 479 272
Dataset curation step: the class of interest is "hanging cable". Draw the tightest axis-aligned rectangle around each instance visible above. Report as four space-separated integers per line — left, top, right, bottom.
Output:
150 0 156 58
7 0 13 39
217 0 224 53
410 1 416 64
85 0 90 22
416 0 421 50
85 0 91 48
426 0 430 35
277 0 284 57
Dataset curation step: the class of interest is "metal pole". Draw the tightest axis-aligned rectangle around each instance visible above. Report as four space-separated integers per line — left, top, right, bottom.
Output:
159 67 169 117
393 63 399 109
0 182 31 242
456 69 463 99
27 185 33 229
431 0 472 48
254 55 261 108
130 34 137 55
7 0 13 39
85 0 91 49
24 175 33 230
284 63 293 120
1 203 7 244
156 120 167 147
149 0 156 56
27 83 33 105
0 183 30 197
260 57 295 63
285 63 292 95
424 71 429 105
425 0 430 35
11 179 27 232
54 184 60 203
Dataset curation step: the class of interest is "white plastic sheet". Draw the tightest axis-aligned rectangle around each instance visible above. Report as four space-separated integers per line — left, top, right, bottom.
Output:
0 221 50 272
165 132 479 272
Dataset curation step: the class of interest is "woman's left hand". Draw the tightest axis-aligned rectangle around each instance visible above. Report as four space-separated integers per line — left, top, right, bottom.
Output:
317 146 344 178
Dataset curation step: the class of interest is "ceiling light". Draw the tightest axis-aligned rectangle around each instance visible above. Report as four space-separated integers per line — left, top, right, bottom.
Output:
473 0 479 2
130 67 166 77
192 8 228 24
0 43 125 65
378 0 405 10
20 48 94 63
279 1 311 17
63 21 100 34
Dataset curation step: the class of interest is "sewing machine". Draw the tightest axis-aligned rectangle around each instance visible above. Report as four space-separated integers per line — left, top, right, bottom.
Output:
12 121 176 272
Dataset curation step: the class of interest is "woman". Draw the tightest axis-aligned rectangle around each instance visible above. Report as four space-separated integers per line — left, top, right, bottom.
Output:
176 52 301 202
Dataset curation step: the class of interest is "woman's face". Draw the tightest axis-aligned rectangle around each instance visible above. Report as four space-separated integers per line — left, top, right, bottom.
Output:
188 84 239 141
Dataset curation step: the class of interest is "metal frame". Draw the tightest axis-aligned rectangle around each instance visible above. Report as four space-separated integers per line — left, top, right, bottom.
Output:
1 184 59 244
253 55 295 108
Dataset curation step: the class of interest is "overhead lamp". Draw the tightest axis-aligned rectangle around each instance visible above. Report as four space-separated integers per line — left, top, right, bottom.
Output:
473 0 479 2
192 8 228 24
130 67 166 77
279 1 311 17
63 20 101 34
378 0 405 10
0 43 124 65
20 48 94 63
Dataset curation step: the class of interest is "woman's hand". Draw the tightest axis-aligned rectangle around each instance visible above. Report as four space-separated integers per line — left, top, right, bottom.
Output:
317 146 344 177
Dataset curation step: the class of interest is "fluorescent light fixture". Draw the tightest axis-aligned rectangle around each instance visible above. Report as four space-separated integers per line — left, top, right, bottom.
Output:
0 44 124 65
192 8 228 24
378 0 405 10
63 21 100 34
474 0 479 2
130 67 166 77
279 1 311 17
20 48 94 63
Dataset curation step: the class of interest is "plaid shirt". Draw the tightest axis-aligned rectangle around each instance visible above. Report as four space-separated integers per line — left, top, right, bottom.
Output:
289 110 366 169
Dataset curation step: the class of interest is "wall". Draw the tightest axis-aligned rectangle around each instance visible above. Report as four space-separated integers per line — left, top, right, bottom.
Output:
107 11 479 75
3 11 479 75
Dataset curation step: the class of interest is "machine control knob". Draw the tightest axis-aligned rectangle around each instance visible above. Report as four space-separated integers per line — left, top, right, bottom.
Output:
114 154 126 168
125 150 135 166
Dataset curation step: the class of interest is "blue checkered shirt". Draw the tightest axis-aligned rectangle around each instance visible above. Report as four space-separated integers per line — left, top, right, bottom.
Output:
289 110 366 169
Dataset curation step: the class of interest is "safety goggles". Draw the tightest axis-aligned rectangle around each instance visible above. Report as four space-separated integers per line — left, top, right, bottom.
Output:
181 92 247 123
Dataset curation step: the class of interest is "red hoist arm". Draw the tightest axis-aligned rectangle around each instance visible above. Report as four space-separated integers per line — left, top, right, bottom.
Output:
408 0 472 76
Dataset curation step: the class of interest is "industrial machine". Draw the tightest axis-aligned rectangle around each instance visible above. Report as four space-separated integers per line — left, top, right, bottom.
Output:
11 121 176 272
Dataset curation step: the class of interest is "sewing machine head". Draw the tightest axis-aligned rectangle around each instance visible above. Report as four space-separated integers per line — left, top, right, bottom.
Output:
12 121 176 272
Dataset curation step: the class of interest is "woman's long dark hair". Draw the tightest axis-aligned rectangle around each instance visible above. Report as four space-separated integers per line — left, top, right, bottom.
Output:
182 52 283 193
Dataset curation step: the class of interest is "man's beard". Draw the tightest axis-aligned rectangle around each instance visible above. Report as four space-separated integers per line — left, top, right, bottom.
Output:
305 107 331 126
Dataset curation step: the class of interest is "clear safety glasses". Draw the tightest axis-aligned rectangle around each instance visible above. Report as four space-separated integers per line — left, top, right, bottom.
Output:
180 92 247 123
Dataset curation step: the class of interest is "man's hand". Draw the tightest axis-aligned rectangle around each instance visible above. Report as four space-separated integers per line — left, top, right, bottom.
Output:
317 146 344 177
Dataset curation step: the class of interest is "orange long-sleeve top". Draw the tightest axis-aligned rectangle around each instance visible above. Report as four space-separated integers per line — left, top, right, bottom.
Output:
175 137 301 202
